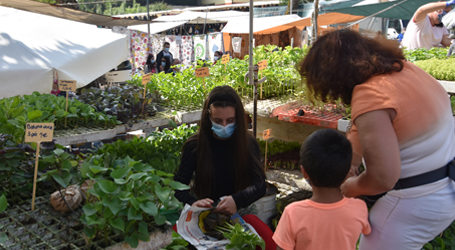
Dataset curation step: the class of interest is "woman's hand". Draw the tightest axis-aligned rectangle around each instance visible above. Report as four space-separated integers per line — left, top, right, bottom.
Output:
213 196 237 215
192 198 214 208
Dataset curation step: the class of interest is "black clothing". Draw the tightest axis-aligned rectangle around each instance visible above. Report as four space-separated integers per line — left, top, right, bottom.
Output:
174 133 266 209
156 50 173 73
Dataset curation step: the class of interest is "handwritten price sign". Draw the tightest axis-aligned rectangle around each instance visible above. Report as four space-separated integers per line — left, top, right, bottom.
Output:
25 123 54 142
258 60 268 70
142 73 152 85
58 80 76 91
263 129 271 140
196 67 210 78
221 54 230 64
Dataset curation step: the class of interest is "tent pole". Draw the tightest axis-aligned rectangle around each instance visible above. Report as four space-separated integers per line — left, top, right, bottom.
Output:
203 7 208 34
311 0 319 45
249 0 256 137
147 0 150 37
290 0 292 15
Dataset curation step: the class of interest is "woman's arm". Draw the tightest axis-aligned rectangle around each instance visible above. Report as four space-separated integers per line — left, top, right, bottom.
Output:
231 137 267 209
341 109 401 197
174 140 199 206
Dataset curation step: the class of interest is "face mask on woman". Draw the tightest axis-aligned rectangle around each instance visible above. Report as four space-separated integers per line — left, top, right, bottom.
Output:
162 61 166 67
214 56 219 61
151 59 155 63
211 120 236 138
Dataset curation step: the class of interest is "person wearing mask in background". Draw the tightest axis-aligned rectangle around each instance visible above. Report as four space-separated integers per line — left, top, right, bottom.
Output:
145 54 157 74
172 58 182 74
156 42 173 73
159 56 173 74
401 1 455 49
213 51 223 65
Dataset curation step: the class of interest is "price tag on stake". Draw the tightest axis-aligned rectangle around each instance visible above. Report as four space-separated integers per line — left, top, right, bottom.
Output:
221 54 230 64
258 60 268 70
196 67 210 78
263 128 271 140
142 73 152 85
25 123 54 143
58 80 76 91
25 123 54 211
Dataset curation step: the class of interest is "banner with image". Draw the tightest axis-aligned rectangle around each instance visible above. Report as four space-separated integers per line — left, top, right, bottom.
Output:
193 35 207 61
208 32 224 61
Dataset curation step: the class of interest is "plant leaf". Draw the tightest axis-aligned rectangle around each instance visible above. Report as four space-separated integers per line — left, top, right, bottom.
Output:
139 201 158 216
109 217 125 232
0 195 7 212
97 180 118 194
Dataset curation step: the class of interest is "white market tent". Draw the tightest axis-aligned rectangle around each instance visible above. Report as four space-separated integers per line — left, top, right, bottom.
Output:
152 11 249 24
0 6 129 98
129 11 249 34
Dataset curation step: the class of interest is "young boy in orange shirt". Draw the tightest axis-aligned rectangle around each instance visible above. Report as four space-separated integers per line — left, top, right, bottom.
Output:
273 129 371 250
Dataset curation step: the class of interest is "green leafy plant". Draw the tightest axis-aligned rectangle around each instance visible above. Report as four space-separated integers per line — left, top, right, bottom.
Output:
215 221 265 250
0 195 8 245
80 154 189 248
78 85 157 125
423 221 455 250
38 147 83 189
404 47 451 63
414 58 455 81
0 92 119 143
159 231 189 250
93 124 198 174
128 45 306 110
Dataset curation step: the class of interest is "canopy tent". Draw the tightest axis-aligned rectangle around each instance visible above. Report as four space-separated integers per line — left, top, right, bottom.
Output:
129 21 187 34
0 6 129 98
152 11 249 24
0 0 152 26
221 14 303 34
221 13 364 34
321 0 434 20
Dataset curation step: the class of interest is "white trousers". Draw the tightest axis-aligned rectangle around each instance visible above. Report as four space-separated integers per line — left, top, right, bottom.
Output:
359 180 455 250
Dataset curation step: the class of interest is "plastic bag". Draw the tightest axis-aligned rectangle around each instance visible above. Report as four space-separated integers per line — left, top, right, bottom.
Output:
442 9 455 38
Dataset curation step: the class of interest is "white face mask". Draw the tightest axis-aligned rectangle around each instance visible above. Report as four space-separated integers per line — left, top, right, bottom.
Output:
214 56 219 61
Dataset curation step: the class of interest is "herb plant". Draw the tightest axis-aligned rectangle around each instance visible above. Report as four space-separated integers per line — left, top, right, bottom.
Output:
414 58 455 81
158 231 189 250
80 154 189 248
0 195 7 245
404 47 450 63
215 221 265 250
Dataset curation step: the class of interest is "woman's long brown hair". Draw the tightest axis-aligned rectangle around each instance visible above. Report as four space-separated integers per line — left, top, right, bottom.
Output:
298 29 405 104
182 85 264 199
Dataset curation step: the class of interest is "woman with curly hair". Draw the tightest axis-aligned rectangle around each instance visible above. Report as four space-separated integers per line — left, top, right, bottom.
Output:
299 29 455 249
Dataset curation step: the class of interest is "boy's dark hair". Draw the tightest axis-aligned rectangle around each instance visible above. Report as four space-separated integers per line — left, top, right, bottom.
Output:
300 129 352 188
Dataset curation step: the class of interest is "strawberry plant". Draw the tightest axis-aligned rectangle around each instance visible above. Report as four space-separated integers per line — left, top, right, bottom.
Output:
80 154 189 248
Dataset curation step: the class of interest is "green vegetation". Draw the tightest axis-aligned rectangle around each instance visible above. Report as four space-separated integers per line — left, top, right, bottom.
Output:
80 154 189 248
215 222 265 250
414 58 455 81
404 47 451 63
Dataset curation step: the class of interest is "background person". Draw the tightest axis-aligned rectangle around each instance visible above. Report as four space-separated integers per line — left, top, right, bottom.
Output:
299 29 455 249
273 129 370 250
159 56 172 74
401 1 455 49
145 54 157 74
213 51 223 65
156 42 173 73
172 58 182 73
174 85 276 250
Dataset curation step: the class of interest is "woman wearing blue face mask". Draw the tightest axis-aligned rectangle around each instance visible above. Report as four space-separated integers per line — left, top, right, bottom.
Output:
174 86 276 250
156 42 173 73
159 56 173 74
145 54 157 74
175 85 266 214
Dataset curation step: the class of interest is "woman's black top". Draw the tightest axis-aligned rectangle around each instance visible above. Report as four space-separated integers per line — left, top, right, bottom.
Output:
174 134 266 209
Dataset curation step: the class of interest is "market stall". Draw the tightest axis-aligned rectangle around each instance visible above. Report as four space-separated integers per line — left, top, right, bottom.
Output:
0 6 129 98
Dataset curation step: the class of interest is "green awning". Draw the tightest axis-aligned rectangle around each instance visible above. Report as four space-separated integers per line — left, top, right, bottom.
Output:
321 0 435 20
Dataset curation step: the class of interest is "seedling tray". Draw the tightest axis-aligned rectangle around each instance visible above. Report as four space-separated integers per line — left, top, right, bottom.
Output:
278 107 343 129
